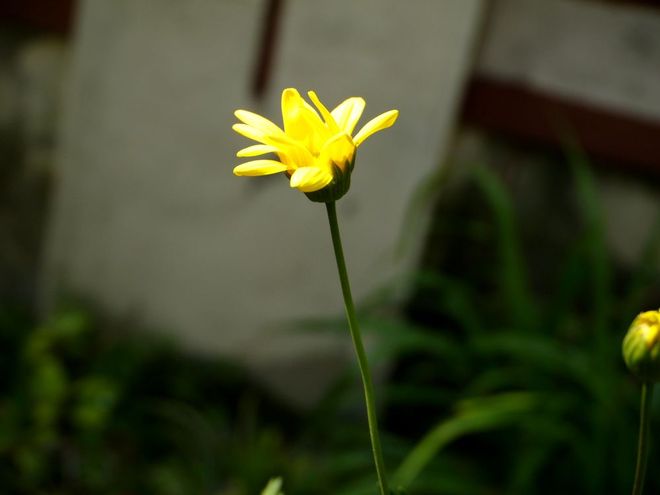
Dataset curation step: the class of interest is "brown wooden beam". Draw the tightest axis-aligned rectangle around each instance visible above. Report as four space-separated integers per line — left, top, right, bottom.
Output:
251 0 285 100
0 0 76 35
461 76 660 175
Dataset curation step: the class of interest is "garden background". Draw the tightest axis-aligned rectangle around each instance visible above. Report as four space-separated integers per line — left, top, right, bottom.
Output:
1 0 660 494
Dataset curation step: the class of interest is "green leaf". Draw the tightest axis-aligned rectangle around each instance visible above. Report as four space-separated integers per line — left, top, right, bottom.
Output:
392 393 537 488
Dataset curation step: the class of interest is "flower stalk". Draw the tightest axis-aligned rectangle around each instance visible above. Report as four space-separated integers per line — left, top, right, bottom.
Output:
231 88 397 494
632 382 654 495
325 201 389 495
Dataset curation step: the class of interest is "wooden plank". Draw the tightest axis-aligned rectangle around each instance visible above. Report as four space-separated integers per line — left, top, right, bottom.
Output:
0 0 76 34
462 76 660 174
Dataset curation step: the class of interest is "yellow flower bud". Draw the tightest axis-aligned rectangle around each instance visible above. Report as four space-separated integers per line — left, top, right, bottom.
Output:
622 310 660 382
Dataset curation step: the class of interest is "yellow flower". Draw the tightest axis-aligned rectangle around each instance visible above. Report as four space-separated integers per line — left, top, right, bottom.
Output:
233 88 398 202
623 310 660 382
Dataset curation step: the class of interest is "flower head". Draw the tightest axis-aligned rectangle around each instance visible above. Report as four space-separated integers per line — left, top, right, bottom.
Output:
623 310 660 382
233 88 398 202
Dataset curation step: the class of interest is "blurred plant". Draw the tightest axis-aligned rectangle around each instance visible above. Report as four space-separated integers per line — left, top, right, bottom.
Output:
622 309 660 495
0 305 319 495
261 477 284 495
382 149 660 494
1 138 657 495
296 144 660 494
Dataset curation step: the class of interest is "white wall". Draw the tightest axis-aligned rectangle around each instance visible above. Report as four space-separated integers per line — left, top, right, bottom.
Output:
42 0 485 405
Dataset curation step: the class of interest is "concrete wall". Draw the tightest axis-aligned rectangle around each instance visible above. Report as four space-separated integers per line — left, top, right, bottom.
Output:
42 0 485 404
479 0 660 121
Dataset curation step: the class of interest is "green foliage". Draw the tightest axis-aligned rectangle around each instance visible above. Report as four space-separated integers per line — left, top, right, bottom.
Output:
299 153 659 494
1 149 658 495
261 477 284 495
374 155 660 494
0 306 316 495
392 393 538 489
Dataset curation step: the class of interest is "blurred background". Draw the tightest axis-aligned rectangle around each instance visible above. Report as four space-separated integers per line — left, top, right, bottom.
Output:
1 0 660 493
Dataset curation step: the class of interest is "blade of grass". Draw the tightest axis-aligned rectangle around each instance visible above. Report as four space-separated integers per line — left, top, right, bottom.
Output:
472 166 535 330
563 138 614 495
392 392 537 488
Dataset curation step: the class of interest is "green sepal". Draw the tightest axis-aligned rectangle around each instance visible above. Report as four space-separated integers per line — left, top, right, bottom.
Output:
304 155 355 203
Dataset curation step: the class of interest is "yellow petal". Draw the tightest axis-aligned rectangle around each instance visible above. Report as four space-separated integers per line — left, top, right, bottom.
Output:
233 123 300 148
331 97 365 135
307 91 340 135
264 135 314 169
289 166 333 192
233 160 288 176
353 109 399 147
235 109 284 136
236 144 279 157
320 133 355 171
281 88 327 145
233 123 269 144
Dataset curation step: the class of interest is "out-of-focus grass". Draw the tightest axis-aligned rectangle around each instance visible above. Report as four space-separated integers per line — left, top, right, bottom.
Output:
297 148 660 494
1 147 658 495
0 306 326 495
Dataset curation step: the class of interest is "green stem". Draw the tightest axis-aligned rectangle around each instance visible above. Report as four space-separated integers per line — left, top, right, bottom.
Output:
325 201 389 495
632 382 654 495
